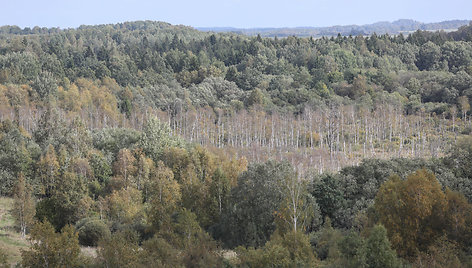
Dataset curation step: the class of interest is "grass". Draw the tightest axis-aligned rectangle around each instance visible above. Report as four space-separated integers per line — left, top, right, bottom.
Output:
0 197 28 266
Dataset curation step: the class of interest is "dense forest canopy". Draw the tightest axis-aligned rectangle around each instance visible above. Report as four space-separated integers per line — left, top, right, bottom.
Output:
1 20 472 171
0 20 472 267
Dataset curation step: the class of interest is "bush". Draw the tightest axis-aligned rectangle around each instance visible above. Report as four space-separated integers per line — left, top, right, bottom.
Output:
76 217 110 246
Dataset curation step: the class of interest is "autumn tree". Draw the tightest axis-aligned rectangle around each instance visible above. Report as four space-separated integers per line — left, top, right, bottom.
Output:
103 187 144 227
135 152 153 192
21 221 81 268
113 148 136 189
12 172 35 237
275 172 319 235
444 189 472 249
413 236 462 268
36 144 59 197
147 161 181 233
374 169 447 258
208 167 231 224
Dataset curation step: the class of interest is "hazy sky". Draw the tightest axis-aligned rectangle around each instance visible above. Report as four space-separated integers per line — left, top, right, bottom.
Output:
2 0 471 29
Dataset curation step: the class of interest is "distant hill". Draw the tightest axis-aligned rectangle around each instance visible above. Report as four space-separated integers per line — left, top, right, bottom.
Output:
197 19 471 37
0 20 203 37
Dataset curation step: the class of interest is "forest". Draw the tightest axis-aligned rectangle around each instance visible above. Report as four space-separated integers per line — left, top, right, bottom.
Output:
0 20 472 267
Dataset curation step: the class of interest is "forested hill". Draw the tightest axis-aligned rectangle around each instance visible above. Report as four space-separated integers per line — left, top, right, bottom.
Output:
0 20 203 37
198 19 471 37
2 19 472 267
1 20 472 172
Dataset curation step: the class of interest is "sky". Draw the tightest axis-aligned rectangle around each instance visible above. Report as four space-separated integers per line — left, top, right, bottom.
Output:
1 0 471 29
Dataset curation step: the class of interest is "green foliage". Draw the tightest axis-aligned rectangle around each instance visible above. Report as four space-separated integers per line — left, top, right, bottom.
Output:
311 174 344 223
36 170 88 231
173 209 222 267
147 161 181 233
75 217 110 247
444 136 472 180
31 71 57 101
0 120 36 195
21 221 81 268
237 231 317 268
92 128 140 156
97 230 140 268
365 225 401 268
89 151 112 185
219 161 290 248
140 236 183 268
12 172 35 237
1 21 472 267
339 231 367 268
139 117 183 162
310 218 342 262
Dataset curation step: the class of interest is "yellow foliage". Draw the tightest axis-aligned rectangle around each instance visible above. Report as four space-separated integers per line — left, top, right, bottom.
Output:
374 169 447 258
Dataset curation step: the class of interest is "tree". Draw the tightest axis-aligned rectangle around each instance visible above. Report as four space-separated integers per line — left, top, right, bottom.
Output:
75 217 110 247
351 75 369 99
458 95 470 120
37 144 59 197
237 231 317 268
271 231 317 267
0 119 36 195
275 172 319 235
31 71 57 101
219 161 288 248
365 225 401 268
208 167 231 223
148 161 181 233
416 41 442 70
444 136 472 180
374 170 447 258
12 172 35 237
36 169 89 231
139 236 183 268
21 221 81 268
113 148 136 189
97 230 140 268
247 88 265 107
311 218 343 262
173 209 222 267
104 187 144 227
139 117 183 162
444 189 472 248
413 235 462 268
339 231 367 268
135 152 153 192
311 174 344 223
